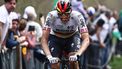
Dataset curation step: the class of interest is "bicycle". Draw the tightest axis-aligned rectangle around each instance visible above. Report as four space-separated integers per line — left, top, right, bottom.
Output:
43 51 82 69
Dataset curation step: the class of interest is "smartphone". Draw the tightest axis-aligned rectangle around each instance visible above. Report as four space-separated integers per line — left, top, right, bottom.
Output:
28 26 35 31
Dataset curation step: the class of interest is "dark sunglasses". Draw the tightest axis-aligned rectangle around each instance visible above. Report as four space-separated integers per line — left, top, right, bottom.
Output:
58 12 70 16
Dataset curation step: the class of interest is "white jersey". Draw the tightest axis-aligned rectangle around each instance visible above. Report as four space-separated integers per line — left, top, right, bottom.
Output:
44 10 88 38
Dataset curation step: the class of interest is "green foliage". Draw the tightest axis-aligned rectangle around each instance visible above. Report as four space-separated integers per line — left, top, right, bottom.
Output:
109 56 122 69
15 0 53 16
0 0 122 16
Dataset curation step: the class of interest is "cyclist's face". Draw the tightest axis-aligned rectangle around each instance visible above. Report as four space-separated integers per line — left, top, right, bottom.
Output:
58 13 70 23
6 0 17 13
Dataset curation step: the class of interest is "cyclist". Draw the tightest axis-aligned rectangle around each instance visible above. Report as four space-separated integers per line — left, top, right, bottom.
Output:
41 0 90 69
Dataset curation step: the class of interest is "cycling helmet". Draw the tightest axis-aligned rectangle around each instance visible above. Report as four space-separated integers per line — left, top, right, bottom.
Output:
56 0 72 14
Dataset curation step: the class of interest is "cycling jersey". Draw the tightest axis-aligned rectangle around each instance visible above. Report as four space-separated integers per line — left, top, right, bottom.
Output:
43 10 88 38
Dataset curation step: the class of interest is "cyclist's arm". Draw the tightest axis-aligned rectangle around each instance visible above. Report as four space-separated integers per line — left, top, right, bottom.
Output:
76 32 90 56
41 11 55 57
0 21 3 44
41 28 52 56
75 12 90 56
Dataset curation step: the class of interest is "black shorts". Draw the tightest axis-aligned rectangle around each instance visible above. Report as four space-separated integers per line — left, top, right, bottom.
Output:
48 32 81 57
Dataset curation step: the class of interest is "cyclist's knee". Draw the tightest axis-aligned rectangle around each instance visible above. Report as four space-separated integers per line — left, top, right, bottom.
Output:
51 62 60 69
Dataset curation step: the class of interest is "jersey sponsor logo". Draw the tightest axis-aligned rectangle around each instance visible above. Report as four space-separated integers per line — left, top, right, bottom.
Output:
79 18 86 28
45 18 51 26
55 29 74 33
55 25 64 29
54 25 75 33
78 14 86 27
45 13 54 26
67 25 74 30
53 29 75 35
80 20 85 27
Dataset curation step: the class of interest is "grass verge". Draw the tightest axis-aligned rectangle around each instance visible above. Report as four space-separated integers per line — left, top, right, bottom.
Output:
109 56 122 69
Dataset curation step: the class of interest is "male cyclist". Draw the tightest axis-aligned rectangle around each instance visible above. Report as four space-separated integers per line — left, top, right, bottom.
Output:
41 0 90 69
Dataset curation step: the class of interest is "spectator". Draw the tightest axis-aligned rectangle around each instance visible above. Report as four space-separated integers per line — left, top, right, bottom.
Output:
0 0 17 69
0 0 17 50
70 0 88 20
118 9 122 34
23 5 42 69
39 13 45 27
112 23 122 57
6 12 26 69
92 10 112 69
87 19 105 69
19 18 36 69
18 18 28 69
86 6 96 35
23 6 42 42
6 12 21 49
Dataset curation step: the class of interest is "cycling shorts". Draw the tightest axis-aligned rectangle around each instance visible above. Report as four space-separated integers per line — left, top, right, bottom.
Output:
48 32 81 57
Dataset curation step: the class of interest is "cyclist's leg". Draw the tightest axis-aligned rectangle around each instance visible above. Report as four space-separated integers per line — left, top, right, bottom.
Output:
65 32 81 69
69 61 79 69
51 62 60 69
48 34 64 69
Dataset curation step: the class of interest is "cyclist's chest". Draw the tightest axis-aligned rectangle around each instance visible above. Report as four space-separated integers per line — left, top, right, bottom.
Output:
51 19 78 32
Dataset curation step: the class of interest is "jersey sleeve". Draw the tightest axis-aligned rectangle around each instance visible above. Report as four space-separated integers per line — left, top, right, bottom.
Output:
77 13 88 33
43 12 54 30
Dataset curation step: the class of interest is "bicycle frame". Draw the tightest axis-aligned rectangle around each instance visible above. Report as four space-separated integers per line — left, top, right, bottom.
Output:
60 55 69 69
60 51 82 69
43 51 82 69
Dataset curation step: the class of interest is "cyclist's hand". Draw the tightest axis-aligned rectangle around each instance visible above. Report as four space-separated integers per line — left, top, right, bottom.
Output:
47 55 59 63
69 55 77 61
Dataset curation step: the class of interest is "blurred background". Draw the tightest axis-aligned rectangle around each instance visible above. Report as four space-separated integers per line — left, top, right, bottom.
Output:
0 0 122 17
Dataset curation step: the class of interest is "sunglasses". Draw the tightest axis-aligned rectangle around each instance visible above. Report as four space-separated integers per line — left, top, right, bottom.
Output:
58 12 70 16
